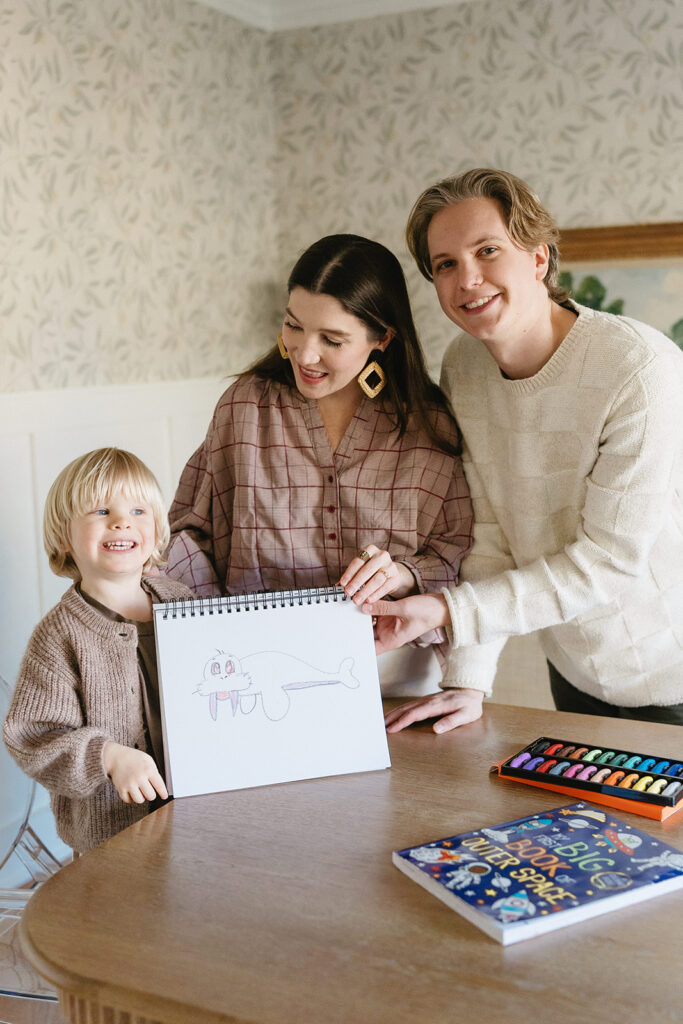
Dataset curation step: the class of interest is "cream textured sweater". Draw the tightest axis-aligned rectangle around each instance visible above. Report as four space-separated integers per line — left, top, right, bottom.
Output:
439 302 683 707
3 575 194 852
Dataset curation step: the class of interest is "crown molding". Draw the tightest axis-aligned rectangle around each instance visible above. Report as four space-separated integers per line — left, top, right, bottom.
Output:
196 0 478 32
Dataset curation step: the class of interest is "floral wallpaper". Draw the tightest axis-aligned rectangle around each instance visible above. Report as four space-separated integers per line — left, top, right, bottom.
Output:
1 0 682 391
0 0 277 391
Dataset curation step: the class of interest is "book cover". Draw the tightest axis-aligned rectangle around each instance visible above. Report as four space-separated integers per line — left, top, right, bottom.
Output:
393 802 683 945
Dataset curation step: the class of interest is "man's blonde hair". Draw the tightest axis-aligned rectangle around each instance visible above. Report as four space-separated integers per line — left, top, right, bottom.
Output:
406 167 568 303
44 448 169 580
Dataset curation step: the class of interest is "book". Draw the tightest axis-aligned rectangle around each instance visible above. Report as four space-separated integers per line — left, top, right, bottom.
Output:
393 802 683 944
153 586 390 798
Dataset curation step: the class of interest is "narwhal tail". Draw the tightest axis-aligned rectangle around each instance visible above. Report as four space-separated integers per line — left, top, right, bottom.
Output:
339 657 360 689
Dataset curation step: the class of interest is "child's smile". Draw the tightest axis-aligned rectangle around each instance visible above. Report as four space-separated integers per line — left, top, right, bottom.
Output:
65 487 156 586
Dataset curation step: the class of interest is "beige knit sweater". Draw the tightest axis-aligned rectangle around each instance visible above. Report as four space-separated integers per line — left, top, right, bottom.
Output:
440 303 683 708
3 575 194 852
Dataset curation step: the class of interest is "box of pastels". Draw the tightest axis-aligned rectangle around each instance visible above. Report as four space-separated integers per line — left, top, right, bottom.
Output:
494 738 683 820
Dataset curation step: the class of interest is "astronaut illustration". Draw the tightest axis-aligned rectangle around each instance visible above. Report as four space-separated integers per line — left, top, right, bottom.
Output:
631 850 683 873
196 649 360 721
443 861 491 891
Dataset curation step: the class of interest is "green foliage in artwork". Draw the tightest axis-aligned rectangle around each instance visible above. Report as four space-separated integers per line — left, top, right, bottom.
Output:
560 272 682 348
671 319 683 351
559 272 624 315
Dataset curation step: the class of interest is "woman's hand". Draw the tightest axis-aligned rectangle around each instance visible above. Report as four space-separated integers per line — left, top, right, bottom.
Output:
384 689 484 734
362 592 450 653
339 545 416 605
103 741 168 804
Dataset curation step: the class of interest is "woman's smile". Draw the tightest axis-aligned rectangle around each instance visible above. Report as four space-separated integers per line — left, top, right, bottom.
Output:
283 288 388 403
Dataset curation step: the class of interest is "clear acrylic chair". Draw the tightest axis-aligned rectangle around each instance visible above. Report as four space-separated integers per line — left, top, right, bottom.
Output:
0 674 62 903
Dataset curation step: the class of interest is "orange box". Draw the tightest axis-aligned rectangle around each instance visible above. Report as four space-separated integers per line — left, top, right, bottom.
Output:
494 736 683 822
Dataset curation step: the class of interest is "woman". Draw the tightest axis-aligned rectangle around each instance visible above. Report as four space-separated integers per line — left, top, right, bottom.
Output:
368 168 683 730
166 234 472 693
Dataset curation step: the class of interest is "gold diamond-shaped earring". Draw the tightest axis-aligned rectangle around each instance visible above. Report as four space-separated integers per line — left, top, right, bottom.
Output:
357 360 386 399
277 333 289 360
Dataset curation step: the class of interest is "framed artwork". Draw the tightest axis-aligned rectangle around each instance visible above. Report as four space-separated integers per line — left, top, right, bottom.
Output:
558 222 683 348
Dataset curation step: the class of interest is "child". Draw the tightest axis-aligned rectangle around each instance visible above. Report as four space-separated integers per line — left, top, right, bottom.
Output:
3 448 194 853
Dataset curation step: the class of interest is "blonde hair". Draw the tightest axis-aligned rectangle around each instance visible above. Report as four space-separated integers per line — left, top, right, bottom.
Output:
406 167 568 303
44 448 170 580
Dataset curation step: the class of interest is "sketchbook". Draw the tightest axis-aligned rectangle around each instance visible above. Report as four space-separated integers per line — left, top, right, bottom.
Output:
153 586 390 798
393 802 683 945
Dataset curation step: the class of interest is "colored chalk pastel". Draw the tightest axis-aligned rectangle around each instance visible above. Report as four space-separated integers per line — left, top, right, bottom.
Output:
563 764 584 778
632 775 655 792
509 752 532 768
592 768 612 783
647 779 668 795
596 750 616 764
663 781 683 798
577 765 598 780
569 747 590 760
549 761 571 775
529 740 551 754
623 755 642 769
637 758 657 771
583 749 602 761
604 770 626 785
523 756 546 770
609 754 628 766
556 745 576 757
619 773 640 789
666 763 683 776
651 761 670 774
543 743 565 756
536 759 558 773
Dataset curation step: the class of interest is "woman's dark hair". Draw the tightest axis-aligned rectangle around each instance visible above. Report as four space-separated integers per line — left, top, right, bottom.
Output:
243 234 460 456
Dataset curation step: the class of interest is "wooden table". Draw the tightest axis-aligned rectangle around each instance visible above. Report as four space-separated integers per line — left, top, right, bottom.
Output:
20 704 683 1024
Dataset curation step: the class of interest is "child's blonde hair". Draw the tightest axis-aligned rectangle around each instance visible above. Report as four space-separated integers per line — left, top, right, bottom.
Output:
44 448 170 580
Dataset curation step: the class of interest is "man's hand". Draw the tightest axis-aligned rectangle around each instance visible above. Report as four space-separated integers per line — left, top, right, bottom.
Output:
384 689 485 734
363 593 450 653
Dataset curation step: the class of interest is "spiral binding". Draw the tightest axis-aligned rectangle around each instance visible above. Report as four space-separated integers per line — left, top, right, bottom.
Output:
161 585 347 619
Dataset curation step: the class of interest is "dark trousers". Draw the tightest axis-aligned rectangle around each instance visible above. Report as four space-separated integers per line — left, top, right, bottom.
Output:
547 662 683 726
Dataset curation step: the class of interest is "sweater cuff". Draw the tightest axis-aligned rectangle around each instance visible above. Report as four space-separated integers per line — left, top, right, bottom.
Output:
441 586 458 646
85 734 111 792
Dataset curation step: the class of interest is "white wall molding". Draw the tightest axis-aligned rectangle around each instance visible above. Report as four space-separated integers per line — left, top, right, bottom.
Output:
197 0 478 31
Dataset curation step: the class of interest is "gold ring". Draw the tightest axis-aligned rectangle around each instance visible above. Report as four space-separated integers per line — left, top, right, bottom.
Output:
358 549 370 563
379 568 389 580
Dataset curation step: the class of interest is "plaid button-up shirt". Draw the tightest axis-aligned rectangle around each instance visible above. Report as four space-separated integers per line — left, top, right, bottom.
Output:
167 375 472 600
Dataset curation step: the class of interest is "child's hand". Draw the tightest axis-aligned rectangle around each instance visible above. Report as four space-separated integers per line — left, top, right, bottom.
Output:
102 742 168 804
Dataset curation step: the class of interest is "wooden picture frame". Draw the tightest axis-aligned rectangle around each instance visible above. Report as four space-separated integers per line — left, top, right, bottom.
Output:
559 222 683 264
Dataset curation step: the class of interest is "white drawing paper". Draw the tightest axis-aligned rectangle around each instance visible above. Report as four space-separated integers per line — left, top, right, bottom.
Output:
153 589 390 797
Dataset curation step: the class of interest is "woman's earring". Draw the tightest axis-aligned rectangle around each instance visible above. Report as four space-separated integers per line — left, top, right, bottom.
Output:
277 333 289 360
357 360 386 399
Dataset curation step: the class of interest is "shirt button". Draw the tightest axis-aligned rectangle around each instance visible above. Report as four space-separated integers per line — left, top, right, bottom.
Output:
328 533 337 540
327 505 335 513
328 475 334 483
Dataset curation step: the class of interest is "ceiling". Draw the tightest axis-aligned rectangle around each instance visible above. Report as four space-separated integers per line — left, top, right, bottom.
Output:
196 0 477 32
